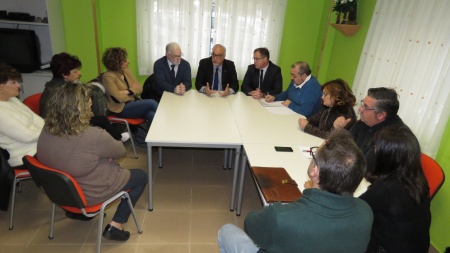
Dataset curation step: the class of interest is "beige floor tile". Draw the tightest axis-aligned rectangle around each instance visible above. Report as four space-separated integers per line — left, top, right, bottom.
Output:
190 243 221 253
1 245 27 253
136 244 190 253
152 185 192 211
24 245 83 253
81 244 137 253
192 148 226 167
140 210 190 244
0 209 48 244
190 211 236 243
192 186 232 211
153 164 194 186
191 166 232 186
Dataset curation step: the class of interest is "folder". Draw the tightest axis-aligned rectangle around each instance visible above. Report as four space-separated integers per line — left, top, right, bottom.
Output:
251 166 302 203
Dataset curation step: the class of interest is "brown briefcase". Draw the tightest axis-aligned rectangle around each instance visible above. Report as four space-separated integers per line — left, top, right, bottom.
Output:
250 166 302 203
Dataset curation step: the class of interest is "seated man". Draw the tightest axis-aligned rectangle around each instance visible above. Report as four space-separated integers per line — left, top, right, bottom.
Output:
265 61 322 117
153 42 192 102
218 130 373 253
195 44 238 96
241 47 282 99
335 87 407 174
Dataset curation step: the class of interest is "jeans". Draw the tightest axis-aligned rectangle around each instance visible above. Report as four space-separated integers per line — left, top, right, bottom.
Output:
114 99 158 129
218 224 259 253
112 169 148 224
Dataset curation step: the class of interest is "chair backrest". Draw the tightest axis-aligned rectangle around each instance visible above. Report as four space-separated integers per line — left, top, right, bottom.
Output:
23 93 42 115
421 153 445 199
22 155 87 208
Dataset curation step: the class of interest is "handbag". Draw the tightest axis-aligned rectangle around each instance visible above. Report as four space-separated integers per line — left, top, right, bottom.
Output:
250 166 302 203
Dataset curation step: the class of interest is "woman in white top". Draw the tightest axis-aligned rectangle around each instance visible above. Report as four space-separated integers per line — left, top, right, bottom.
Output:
0 63 44 167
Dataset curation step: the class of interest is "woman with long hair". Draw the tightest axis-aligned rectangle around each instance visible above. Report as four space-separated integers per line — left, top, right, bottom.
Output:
37 82 147 241
359 125 431 252
298 78 356 138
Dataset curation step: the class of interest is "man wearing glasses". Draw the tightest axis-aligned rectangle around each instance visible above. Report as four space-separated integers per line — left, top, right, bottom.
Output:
218 130 373 253
241 47 282 99
153 42 192 102
265 61 322 117
336 87 407 173
195 44 238 96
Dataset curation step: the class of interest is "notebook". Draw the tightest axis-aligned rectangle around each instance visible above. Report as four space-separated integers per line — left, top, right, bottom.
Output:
250 166 302 203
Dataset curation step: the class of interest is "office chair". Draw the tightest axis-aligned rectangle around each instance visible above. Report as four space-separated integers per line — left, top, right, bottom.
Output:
421 153 445 199
107 116 146 159
8 167 31 230
22 93 42 115
22 155 142 253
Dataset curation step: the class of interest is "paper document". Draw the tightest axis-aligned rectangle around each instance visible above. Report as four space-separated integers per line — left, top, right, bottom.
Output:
265 107 298 115
258 98 284 107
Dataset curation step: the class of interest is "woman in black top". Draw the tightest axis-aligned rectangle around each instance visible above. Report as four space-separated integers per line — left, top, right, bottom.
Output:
359 125 431 253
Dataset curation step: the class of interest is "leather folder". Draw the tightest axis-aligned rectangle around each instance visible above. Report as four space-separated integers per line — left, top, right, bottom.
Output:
251 166 302 203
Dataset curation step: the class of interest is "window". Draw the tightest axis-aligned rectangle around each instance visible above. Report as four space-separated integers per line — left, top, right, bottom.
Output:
136 0 287 79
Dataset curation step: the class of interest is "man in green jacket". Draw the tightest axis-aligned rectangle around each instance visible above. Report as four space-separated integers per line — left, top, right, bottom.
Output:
218 130 373 253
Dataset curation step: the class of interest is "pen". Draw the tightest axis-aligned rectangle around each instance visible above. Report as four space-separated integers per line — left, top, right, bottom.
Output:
302 150 311 153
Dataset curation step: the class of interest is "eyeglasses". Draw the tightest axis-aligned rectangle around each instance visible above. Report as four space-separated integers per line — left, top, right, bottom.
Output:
170 53 183 59
360 99 375 111
253 57 264 61
310 146 319 165
212 53 224 58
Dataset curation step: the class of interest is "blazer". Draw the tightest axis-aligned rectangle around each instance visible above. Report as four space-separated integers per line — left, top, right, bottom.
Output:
153 56 192 101
195 57 239 92
103 68 143 113
241 61 283 95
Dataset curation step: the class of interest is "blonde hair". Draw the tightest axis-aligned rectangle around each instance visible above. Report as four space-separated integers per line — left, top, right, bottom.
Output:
44 82 92 136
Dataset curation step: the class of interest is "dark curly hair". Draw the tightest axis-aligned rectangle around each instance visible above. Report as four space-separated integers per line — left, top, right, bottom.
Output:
322 78 356 108
50 52 82 78
0 62 22 84
102 47 128 72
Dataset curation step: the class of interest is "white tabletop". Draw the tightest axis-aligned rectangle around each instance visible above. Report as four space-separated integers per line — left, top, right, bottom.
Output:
146 91 241 147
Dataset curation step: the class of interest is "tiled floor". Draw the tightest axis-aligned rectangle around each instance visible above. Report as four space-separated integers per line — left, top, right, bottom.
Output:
0 144 262 253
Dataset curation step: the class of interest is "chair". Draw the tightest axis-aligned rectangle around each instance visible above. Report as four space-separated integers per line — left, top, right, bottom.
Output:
108 116 146 159
421 153 445 199
23 93 42 115
22 155 142 253
8 167 32 230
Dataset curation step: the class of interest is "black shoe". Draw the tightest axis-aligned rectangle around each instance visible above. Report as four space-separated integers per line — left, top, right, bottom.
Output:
65 211 94 221
102 224 130 241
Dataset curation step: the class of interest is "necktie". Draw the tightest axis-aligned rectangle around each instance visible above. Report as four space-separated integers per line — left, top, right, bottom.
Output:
259 69 264 89
170 64 175 80
213 67 219 90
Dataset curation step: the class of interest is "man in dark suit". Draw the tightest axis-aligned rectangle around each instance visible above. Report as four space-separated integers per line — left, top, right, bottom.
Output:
195 44 239 96
241 47 283 99
153 42 192 102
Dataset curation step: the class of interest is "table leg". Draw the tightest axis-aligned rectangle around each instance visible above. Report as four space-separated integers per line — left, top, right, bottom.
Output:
230 146 241 211
223 149 228 169
158 147 163 168
236 150 248 216
147 143 153 211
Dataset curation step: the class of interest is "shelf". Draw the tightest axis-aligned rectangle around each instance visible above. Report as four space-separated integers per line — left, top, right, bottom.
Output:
0 19 48 26
331 24 361 36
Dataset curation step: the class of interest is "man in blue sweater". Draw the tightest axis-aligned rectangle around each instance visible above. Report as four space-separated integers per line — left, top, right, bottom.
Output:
264 61 322 117
218 130 373 253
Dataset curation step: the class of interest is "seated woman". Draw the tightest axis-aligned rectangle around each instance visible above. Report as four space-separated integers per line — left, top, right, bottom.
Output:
101 47 158 129
37 82 148 241
40 52 129 142
298 78 356 139
359 125 431 252
0 63 44 167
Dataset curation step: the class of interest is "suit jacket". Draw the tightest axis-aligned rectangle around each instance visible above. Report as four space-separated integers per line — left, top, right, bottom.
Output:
153 56 192 101
241 61 282 95
195 57 239 92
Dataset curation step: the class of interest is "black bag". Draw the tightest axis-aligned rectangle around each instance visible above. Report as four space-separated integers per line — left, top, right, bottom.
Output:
134 125 148 145
0 148 14 211
141 74 155 100
90 84 108 116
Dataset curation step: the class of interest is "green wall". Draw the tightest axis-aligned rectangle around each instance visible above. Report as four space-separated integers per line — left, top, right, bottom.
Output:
60 0 449 251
